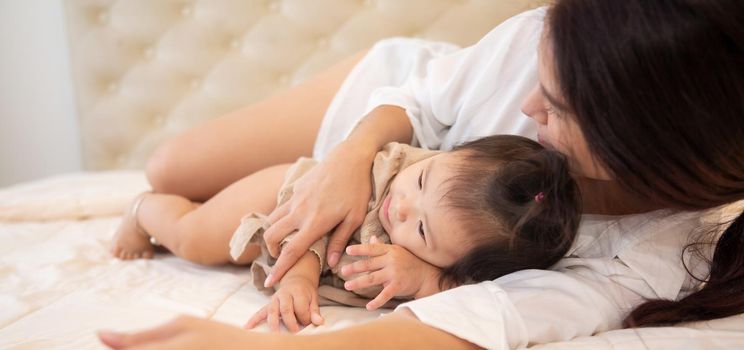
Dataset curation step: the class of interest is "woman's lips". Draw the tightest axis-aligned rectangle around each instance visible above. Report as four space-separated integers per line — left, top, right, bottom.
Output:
538 134 553 149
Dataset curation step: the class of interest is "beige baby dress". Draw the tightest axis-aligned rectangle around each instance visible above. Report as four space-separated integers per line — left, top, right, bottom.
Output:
229 142 438 308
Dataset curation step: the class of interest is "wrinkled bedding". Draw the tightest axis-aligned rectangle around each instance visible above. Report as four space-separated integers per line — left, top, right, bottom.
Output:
1 171 743 349
0 172 382 349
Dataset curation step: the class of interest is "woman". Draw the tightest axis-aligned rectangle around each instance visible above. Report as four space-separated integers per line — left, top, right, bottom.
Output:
101 0 744 348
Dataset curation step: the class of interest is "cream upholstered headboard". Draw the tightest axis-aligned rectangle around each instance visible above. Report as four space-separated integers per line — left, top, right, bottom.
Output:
64 0 548 170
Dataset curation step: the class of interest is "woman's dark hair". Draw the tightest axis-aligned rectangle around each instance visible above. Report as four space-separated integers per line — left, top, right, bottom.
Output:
548 0 744 326
437 135 582 289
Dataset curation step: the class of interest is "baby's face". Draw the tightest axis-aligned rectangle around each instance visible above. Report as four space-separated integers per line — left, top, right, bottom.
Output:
378 152 471 268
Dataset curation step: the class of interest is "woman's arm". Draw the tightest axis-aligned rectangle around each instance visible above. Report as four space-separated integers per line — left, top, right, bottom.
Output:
345 105 414 154
98 311 481 350
262 5 549 287
262 105 413 286
292 310 480 349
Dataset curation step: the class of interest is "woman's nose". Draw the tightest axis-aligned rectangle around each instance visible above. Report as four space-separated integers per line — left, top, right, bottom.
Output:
521 85 548 125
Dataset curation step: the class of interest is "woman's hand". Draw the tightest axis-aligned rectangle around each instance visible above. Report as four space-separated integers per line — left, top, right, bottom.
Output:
98 311 478 350
262 105 413 288
98 315 265 350
342 236 443 310
262 139 377 287
244 276 324 333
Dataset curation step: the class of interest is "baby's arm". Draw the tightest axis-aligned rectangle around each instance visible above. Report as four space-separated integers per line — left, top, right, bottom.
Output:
278 249 322 289
245 251 323 333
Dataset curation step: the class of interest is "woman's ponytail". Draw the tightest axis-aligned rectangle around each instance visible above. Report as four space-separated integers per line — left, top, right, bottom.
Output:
625 211 744 326
548 0 744 327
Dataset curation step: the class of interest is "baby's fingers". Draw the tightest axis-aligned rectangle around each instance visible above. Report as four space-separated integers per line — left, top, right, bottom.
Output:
366 284 397 311
340 256 386 276
267 298 282 332
278 293 301 333
310 295 324 326
291 293 312 326
345 242 389 257
344 271 387 292
244 306 268 329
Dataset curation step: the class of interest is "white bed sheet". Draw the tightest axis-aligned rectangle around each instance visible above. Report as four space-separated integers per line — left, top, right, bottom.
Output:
1 171 743 349
0 171 382 349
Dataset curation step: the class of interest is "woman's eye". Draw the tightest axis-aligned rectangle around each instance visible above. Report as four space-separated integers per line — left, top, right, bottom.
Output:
545 103 562 118
544 102 555 115
418 170 423 189
418 221 426 242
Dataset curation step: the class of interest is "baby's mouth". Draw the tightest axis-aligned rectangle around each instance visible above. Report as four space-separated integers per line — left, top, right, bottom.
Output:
382 193 392 228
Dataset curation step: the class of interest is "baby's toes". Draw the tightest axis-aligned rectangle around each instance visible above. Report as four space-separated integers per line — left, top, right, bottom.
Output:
111 246 123 259
142 251 154 259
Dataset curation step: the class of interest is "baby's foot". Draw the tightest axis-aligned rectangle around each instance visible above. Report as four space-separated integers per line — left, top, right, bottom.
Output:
110 193 154 260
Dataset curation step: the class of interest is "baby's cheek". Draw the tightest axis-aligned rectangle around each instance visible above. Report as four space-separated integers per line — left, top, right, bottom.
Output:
392 235 414 252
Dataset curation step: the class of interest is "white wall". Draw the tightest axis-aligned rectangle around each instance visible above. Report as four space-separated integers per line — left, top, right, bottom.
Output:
0 0 82 187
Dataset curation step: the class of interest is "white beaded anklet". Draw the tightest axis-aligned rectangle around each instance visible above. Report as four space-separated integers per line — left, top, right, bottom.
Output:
131 191 160 246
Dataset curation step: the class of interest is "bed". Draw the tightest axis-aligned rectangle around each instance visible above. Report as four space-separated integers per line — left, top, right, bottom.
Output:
2 0 743 348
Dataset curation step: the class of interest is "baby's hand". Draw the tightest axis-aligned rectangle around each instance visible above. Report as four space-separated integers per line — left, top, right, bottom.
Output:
244 276 324 333
342 236 442 310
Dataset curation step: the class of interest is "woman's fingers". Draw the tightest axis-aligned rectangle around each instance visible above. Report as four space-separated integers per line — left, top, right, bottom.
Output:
267 201 290 224
264 228 323 287
344 270 386 291
98 315 188 349
326 213 365 267
278 293 301 333
262 213 297 259
345 242 389 257
340 256 386 276
243 306 268 329
366 284 397 311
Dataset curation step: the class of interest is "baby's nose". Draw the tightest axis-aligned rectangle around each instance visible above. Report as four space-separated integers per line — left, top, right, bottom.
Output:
395 198 412 222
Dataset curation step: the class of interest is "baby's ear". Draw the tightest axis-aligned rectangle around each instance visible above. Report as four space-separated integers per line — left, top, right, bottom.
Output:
369 235 379 244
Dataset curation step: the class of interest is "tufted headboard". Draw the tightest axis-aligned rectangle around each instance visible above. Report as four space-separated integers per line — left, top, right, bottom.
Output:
64 0 548 170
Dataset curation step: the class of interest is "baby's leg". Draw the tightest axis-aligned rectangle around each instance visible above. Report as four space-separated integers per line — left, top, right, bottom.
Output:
146 50 367 202
111 163 292 265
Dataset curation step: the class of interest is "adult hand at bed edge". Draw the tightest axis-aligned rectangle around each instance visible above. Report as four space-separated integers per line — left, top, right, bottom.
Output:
98 315 280 350
262 139 377 287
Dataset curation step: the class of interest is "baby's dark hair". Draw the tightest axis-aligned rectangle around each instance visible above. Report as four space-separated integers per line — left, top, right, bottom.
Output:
438 135 581 289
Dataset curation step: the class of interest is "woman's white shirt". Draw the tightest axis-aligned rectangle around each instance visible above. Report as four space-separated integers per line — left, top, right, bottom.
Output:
397 210 716 349
313 7 545 159
312 6 735 349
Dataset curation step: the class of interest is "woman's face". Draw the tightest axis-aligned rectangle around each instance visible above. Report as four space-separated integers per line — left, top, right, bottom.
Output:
521 35 612 180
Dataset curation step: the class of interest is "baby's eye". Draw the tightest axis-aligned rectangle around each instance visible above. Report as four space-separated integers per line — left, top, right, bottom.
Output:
418 170 423 189
418 221 426 242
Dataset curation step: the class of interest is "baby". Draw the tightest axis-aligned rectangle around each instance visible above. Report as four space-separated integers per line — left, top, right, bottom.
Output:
111 135 581 332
